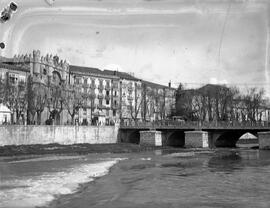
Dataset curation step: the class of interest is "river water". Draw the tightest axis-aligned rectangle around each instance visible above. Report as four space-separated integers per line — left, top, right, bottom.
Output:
0 149 270 208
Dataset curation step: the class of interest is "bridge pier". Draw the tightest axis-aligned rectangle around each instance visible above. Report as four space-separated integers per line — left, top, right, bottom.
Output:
258 132 270 149
185 131 209 148
140 130 162 146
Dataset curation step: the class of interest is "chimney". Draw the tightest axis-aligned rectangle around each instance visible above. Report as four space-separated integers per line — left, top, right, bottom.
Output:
168 81 171 88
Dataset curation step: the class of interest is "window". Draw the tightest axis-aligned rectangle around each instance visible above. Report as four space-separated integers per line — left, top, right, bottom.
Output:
76 78 80 84
9 73 18 84
106 99 109 105
106 90 109 96
113 110 116 116
18 76 26 83
99 99 102 106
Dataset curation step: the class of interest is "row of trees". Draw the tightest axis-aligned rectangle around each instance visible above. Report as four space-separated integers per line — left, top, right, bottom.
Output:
175 83 267 123
0 74 84 125
128 84 169 122
0 69 174 125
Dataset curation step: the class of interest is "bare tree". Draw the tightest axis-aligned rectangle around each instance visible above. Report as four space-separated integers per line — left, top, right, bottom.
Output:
47 84 66 125
3 77 18 124
128 84 142 122
0 77 5 103
33 83 47 125
241 88 265 122
14 80 28 124
65 86 83 124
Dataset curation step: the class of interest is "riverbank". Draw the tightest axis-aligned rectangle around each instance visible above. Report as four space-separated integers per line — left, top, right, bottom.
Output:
0 143 170 157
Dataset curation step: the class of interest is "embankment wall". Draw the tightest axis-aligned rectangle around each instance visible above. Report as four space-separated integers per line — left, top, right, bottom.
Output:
0 125 118 146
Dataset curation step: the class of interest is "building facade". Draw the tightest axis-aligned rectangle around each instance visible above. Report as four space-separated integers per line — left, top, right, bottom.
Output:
0 50 176 125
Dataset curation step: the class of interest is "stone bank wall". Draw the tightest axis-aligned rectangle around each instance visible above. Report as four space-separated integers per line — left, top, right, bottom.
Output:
258 132 270 149
0 125 119 146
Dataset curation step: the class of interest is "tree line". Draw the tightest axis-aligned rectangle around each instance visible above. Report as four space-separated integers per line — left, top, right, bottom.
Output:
0 74 84 125
0 73 172 125
174 83 268 123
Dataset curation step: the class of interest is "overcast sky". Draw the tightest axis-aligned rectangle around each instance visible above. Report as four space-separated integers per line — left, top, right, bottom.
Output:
0 0 269 92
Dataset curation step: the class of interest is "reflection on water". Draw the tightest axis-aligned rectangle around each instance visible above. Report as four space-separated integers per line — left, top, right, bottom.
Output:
208 151 243 173
97 149 270 208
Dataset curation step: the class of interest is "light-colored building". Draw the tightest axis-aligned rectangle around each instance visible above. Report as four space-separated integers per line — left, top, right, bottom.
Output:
0 103 11 124
0 62 29 124
141 81 175 121
1 50 176 125
69 65 120 125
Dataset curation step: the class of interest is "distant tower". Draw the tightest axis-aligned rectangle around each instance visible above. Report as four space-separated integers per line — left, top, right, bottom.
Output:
62 60 68 81
40 56 45 75
29 53 33 75
13 54 18 63
47 54 54 77
33 50 41 75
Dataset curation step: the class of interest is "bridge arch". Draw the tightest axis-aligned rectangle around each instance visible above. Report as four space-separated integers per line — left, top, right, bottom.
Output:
165 130 185 147
128 130 140 144
236 132 258 147
214 131 258 148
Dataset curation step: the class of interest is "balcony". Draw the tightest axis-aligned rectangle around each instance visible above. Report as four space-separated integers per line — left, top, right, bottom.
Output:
112 83 118 89
127 95 133 100
105 84 110 90
127 85 133 91
97 104 108 109
112 104 119 109
82 83 89 88
105 94 110 100
98 94 104 99
90 84 96 89
136 84 142 90
89 93 96 99
98 85 104 90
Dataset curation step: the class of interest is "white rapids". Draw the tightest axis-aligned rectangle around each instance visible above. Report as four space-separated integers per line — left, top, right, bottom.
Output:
0 156 123 208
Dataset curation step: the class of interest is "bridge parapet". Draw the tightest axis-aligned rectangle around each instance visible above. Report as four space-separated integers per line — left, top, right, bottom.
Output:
120 121 270 130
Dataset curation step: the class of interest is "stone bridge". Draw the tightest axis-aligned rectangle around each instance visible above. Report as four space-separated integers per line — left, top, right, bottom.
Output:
119 121 270 149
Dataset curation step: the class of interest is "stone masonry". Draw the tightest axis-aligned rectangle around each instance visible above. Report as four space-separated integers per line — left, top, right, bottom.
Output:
185 131 209 148
258 132 270 149
0 125 119 146
140 130 162 146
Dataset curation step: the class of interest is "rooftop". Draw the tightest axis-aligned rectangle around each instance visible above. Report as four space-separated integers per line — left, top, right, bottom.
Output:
143 80 174 90
69 65 102 75
0 62 29 73
70 65 140 81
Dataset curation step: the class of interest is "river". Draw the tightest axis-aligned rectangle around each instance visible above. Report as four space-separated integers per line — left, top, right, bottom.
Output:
0 148 270 208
